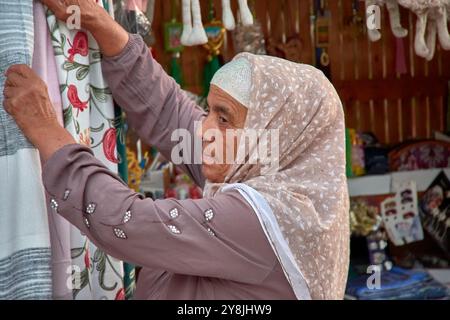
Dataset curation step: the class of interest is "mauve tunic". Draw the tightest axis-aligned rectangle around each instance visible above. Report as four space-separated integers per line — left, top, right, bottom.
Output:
42 34 296 300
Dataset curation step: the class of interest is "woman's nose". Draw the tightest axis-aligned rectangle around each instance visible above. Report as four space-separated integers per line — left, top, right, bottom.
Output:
198 117 215 142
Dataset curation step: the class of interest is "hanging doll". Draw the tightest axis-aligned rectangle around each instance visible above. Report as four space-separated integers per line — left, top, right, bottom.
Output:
221 0 254 30
398 0 450 60
180 0 208 46
365 0 408 42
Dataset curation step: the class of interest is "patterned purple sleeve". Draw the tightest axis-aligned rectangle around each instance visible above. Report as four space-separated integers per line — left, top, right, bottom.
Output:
101 34 206 187
42 144 278 284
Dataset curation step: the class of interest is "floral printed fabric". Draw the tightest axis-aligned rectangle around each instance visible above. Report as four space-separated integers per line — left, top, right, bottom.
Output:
389 141 450 171
46 6 124 299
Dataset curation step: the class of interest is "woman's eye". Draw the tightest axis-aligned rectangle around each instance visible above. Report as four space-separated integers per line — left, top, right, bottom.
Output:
219 116 228 124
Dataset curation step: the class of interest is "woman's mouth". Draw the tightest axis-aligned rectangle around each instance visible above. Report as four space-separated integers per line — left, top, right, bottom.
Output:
202 154 217 165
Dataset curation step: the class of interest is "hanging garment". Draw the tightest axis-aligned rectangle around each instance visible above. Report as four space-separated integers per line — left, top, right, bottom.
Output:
45 4 124 299
114 106 136 299
0 0 52 299
32 0 72 300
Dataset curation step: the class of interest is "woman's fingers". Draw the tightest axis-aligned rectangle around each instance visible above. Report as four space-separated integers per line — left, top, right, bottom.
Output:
40 0 66 11
3 64 59 148
5 64 31 79
4 72 25 88
3 85 20 99
40 0 102 30
40 0 69 20
2 95 13 112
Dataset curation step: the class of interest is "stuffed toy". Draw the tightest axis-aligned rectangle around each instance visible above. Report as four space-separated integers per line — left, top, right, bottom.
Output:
398 0 450 60
365 0 408 42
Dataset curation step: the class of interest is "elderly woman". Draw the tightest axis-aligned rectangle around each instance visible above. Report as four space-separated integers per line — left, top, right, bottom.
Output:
3 0 349 299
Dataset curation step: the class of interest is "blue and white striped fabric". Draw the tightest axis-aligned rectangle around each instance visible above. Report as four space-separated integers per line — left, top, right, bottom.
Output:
0 0 34 156
0 0 52 299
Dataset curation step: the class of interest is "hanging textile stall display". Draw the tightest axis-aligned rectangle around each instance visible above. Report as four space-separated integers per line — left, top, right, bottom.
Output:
398 0 450 60
362 0 450 60
179 0 221 97
45 2 125 299
32 0 73 300
364 0 408 42
0 0 52 300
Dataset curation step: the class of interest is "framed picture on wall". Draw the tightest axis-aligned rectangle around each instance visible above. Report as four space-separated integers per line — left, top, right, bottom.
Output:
164 21 184 53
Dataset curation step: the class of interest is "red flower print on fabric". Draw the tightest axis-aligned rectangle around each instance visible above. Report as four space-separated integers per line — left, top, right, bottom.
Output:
68 85 88 116
103 128 119 163
68 31 89 62
115 288 125 300
84 250 91 270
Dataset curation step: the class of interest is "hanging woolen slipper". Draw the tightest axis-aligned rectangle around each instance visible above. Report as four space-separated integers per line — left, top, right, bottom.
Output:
221 0 254 31
181 0 208 46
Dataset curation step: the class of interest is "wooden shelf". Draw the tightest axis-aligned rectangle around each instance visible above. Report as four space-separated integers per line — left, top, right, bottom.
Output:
348 168 450 197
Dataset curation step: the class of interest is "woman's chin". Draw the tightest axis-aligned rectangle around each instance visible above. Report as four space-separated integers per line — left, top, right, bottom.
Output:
201 164 227 183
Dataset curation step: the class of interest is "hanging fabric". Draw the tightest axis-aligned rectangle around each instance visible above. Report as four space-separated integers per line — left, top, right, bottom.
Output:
114 106 136 299
45 2 125 299
398 0 450 60
32 0 73 300
364 0 408 42
0 0 52 299
103 0 115 18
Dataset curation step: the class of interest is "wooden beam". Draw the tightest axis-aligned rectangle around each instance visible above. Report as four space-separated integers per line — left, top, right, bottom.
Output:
333 78 449 103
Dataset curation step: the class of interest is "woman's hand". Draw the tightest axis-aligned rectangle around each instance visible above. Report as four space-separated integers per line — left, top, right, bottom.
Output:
3 64 75 162
40 0 102 30
40 0 130 57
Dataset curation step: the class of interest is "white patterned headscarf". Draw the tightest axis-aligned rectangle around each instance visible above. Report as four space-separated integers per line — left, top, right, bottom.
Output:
204 53 350 300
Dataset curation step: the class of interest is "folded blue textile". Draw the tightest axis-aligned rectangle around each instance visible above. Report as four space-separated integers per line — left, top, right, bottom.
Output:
346 267 449 300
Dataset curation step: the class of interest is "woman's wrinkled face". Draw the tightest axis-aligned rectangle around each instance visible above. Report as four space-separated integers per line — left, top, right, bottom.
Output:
198 85 248 183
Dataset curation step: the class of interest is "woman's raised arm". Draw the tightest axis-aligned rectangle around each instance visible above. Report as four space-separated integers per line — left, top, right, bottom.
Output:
43 143 277 284
41 0 206 186
101 34 206 187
